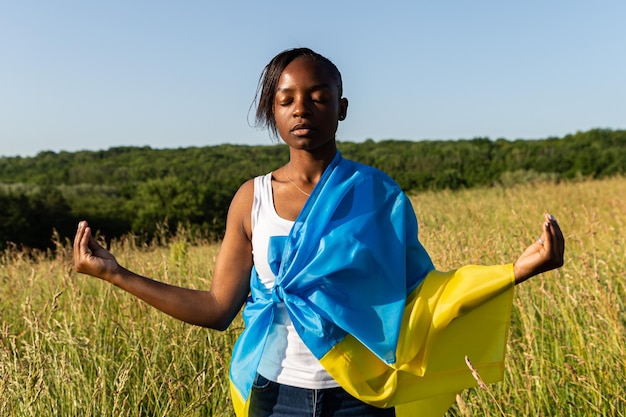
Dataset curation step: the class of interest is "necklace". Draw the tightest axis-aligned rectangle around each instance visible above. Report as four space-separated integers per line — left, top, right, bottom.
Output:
285 164 311 197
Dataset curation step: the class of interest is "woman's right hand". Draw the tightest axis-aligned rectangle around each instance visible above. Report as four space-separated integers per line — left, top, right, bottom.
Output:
74 220 121 282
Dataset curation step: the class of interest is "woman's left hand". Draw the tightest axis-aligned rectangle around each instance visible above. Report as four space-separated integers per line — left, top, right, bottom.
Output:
513 213 565 284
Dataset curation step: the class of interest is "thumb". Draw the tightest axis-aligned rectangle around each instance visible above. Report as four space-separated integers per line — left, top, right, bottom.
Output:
87 234 104 252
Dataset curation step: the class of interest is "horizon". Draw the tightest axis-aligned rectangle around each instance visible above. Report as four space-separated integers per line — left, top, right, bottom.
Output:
4 126 621 160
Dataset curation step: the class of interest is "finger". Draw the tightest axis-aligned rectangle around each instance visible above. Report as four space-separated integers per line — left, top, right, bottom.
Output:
74 222 93 272
74 221 89 259
550 214 564 246
73 221 85 253
537 213 550 248
543 214 554 257
543 213 566 269
545 215 560 243
548 214 565 263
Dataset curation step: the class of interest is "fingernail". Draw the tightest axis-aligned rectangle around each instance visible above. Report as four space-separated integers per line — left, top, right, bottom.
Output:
549 214 557 223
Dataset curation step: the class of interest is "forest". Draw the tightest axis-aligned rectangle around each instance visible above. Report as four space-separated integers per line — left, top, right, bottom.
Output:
1 128 624 251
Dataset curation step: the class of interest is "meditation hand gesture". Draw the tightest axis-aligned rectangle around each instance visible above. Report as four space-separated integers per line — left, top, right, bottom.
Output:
513 214 565 284
74 221 121 283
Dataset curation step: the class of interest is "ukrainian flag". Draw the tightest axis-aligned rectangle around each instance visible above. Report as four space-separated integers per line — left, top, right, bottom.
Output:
229 152 515 416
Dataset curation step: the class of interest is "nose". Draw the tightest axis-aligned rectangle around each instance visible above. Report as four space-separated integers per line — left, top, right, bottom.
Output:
292 96 312 118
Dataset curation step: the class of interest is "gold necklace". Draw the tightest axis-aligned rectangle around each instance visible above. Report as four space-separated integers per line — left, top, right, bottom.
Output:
285 164 311 197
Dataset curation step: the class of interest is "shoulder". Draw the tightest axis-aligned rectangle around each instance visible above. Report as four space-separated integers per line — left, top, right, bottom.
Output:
232 178 255 203
341 158 401 190
226 178 256 240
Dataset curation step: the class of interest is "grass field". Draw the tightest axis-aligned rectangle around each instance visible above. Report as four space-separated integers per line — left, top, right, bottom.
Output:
1 177 624 416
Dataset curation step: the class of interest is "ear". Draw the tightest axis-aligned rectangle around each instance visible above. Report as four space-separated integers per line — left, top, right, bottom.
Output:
338 97 348 121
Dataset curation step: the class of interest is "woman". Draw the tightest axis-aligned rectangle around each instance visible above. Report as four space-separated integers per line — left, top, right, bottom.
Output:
74 47 564 417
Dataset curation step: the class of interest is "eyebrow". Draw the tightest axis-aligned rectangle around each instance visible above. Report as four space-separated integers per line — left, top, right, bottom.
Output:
276 83 334 94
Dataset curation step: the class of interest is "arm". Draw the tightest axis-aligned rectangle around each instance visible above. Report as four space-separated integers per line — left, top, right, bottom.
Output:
513 213 565 284
73 180 255 330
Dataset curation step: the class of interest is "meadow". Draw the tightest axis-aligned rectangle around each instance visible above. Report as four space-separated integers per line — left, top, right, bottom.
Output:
1 177 624 416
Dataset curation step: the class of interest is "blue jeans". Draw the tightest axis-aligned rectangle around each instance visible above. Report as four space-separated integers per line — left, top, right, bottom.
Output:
248 374 395 417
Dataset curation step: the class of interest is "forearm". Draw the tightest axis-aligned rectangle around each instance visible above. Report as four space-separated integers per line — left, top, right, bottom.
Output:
107 267 234 330
513 263 531 285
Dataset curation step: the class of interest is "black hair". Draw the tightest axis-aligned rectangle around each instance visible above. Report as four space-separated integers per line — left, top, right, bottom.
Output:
253 48 343 140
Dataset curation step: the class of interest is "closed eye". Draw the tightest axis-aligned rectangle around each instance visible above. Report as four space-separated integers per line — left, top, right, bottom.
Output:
311 92 331 103
276 95 293 106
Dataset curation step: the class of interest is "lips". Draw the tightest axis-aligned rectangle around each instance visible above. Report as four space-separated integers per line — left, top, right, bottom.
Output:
291 123 315 136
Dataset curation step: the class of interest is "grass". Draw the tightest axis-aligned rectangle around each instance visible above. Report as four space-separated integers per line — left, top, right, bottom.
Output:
1 177 624 416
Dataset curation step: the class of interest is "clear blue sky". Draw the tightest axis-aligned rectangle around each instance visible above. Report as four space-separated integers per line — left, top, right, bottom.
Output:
1 0 624 157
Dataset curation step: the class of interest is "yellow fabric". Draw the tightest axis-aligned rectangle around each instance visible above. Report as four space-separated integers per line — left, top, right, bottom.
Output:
319 264 515 416
230 381 249 417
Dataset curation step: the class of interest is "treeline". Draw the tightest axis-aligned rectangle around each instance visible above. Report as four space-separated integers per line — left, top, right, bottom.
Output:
1 128 624 251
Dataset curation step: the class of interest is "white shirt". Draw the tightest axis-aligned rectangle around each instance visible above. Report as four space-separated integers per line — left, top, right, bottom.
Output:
251 173 339 389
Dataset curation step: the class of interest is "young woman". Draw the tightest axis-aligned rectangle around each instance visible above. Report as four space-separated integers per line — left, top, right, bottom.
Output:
74 47 564 417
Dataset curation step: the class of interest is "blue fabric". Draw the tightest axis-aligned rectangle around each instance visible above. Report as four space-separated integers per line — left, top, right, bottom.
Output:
229 151 435 402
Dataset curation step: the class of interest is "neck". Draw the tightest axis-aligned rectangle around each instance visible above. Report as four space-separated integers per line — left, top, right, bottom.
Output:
288 152 336 183
288 143 337 181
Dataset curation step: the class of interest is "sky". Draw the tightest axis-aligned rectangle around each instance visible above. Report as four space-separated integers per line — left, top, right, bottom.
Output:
1 0 624 157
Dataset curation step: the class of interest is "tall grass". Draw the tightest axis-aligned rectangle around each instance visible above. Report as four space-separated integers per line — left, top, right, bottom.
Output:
1 177 624 416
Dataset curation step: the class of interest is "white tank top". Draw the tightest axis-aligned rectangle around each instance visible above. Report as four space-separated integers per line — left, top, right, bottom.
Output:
252 173 339 389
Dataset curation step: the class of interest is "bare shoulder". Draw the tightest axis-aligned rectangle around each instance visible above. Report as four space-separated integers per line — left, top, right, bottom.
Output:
226 179 255 240
233 178 255 199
